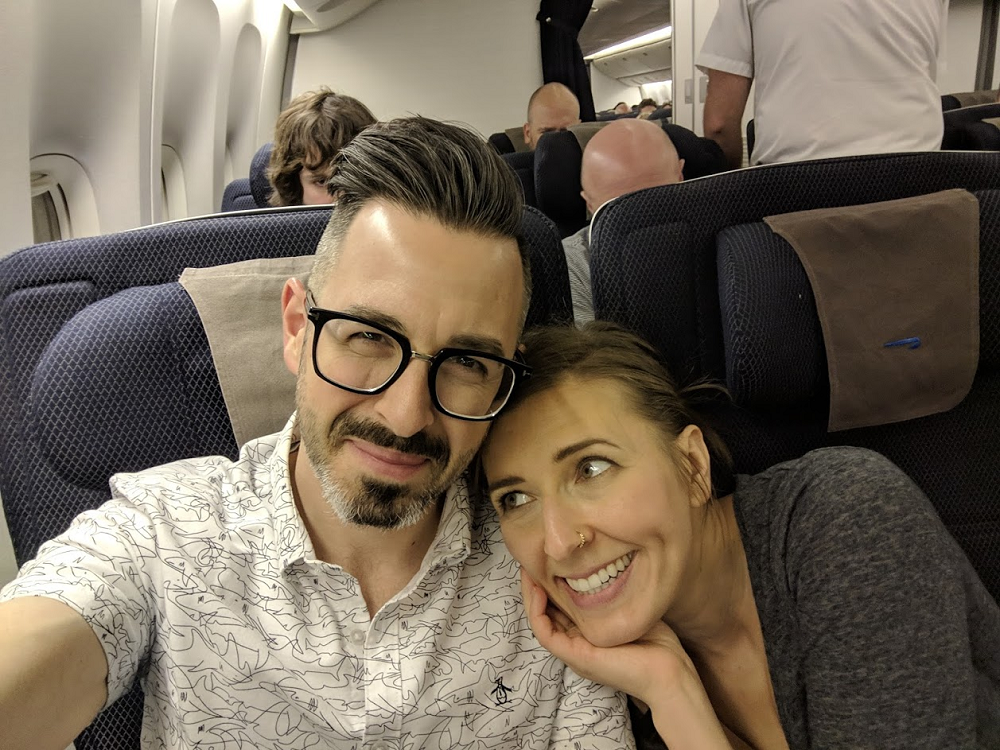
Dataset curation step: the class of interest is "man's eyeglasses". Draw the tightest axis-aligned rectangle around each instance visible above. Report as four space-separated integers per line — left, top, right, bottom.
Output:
305 292 531 421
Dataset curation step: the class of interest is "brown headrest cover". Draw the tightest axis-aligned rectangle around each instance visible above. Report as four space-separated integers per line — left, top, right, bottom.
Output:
765 189 979 431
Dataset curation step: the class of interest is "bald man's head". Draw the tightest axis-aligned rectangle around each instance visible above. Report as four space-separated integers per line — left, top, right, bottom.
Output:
580 119 685 214
523 83 581 150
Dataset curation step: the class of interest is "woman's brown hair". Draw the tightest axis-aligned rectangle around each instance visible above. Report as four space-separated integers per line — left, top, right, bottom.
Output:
496 321 734 497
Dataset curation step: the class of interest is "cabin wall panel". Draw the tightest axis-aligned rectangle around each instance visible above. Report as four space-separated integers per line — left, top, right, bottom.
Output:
591 66 642 112
0 2 33 256
291 0 543 138
940 0 983 94
29 0 151 235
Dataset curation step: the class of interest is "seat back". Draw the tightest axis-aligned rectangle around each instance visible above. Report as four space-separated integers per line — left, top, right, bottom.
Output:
589 151 1000 603
488 131 516 154
501 150 537 207
0 206 332 750
249 142 274 207
534 121 729 238
220 177 256 212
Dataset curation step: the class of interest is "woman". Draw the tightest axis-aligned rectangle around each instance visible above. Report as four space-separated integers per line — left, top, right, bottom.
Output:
481 323 1000 750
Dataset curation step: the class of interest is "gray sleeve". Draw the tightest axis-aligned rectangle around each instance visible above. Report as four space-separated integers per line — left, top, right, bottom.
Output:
561 231 593 327
782 448 980 749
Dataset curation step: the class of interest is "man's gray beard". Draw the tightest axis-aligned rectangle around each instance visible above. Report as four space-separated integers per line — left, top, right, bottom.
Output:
307 445 441 530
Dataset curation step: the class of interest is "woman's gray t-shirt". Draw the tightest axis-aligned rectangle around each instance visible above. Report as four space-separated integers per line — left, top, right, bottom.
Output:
731 446 1000 749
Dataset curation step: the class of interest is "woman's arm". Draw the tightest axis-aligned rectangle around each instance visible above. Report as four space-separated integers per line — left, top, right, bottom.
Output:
782 448 982 748
521 571 733 750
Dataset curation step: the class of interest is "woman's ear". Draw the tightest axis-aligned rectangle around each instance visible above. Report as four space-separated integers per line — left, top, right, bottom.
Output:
676 424 712 507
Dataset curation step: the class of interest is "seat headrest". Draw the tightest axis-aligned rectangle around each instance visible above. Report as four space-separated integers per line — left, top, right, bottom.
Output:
249 142 274 208
30 283 234 492
504 126 530 153
718 191 999 423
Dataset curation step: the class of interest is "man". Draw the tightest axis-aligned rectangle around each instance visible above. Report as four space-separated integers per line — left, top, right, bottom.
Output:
0 119 633 750
698 0 948 169
267 87 376 206
523 82 581 150
613 101 631 116
564 119 685 326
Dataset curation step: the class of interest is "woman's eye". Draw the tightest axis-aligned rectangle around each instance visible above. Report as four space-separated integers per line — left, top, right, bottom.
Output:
579 458 613 480
498 491 532 512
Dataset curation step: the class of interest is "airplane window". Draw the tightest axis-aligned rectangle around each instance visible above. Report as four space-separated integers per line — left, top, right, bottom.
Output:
29 171 70 244
31 192 62 244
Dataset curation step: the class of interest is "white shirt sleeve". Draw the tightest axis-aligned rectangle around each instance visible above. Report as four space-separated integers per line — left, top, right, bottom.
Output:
696 0 754 78
0 497 156 708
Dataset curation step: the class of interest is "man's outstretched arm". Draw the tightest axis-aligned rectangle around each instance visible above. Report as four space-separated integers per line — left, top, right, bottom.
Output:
0 596 108 750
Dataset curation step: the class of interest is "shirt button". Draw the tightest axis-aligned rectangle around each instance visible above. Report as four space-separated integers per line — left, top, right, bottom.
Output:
349 628 366 646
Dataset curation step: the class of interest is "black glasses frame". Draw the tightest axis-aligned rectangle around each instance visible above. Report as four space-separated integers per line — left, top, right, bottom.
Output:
305 292 531 421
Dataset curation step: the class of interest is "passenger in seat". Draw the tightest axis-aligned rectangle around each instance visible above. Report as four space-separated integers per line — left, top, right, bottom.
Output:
636 99 659 119
523 82 581 150
613 102 631 116
565 118 685 326
0 119 634 750
267 87 376 206
481 322 1000 750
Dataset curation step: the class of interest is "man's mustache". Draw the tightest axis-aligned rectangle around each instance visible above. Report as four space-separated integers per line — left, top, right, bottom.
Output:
329 414 449 465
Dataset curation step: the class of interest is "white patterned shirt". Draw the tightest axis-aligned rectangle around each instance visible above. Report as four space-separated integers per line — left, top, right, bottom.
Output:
1 415 634 749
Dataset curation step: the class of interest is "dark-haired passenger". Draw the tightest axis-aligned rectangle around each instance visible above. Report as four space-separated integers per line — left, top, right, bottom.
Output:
267 87 376 206
636 98 658 119
613 102 631 116
0 119 634 750
481 322 1000 750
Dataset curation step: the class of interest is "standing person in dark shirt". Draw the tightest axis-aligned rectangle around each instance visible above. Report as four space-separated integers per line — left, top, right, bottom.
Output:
481 322 1000 750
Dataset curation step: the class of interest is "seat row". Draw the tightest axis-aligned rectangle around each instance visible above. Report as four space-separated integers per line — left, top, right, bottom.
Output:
2 149 999 747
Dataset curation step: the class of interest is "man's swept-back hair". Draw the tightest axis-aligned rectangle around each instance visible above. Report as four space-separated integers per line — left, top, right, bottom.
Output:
311 117 532 323
268 87 376 206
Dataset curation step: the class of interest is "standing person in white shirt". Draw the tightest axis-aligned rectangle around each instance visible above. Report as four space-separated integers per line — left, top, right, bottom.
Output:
0 118 634 750
698 0 948 169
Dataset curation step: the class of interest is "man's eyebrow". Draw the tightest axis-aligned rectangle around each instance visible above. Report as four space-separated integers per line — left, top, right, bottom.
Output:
448 334 505 358
339 305 404 332
328 307 506 357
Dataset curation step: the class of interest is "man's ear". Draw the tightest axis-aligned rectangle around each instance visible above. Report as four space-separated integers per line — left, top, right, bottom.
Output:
522 122 532 148
677 158 686 182
676 424 712 507
281 277 308 376
580 189 595 216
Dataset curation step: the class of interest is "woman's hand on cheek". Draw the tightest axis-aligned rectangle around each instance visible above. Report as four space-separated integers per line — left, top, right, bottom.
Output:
520 569 700 707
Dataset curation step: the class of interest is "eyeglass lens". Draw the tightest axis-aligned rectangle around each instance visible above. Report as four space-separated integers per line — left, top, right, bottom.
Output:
315 317 515 417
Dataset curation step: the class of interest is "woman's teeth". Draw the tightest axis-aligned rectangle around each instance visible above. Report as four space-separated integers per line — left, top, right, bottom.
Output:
566 552 633 594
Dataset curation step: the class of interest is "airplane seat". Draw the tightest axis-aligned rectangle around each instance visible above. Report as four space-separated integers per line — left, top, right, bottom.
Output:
648 107 671 121
942 104 1000 151
488 126 529 156
220 176 256 212
533 121 729 239
488 131 516 154
0 202 569 749
589 151 1000 604
500 150 537 207
249 142 274 208
0 207 332 750
942 94 963 112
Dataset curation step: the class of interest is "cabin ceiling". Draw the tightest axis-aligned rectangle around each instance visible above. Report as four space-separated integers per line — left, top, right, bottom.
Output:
578 0 670 58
